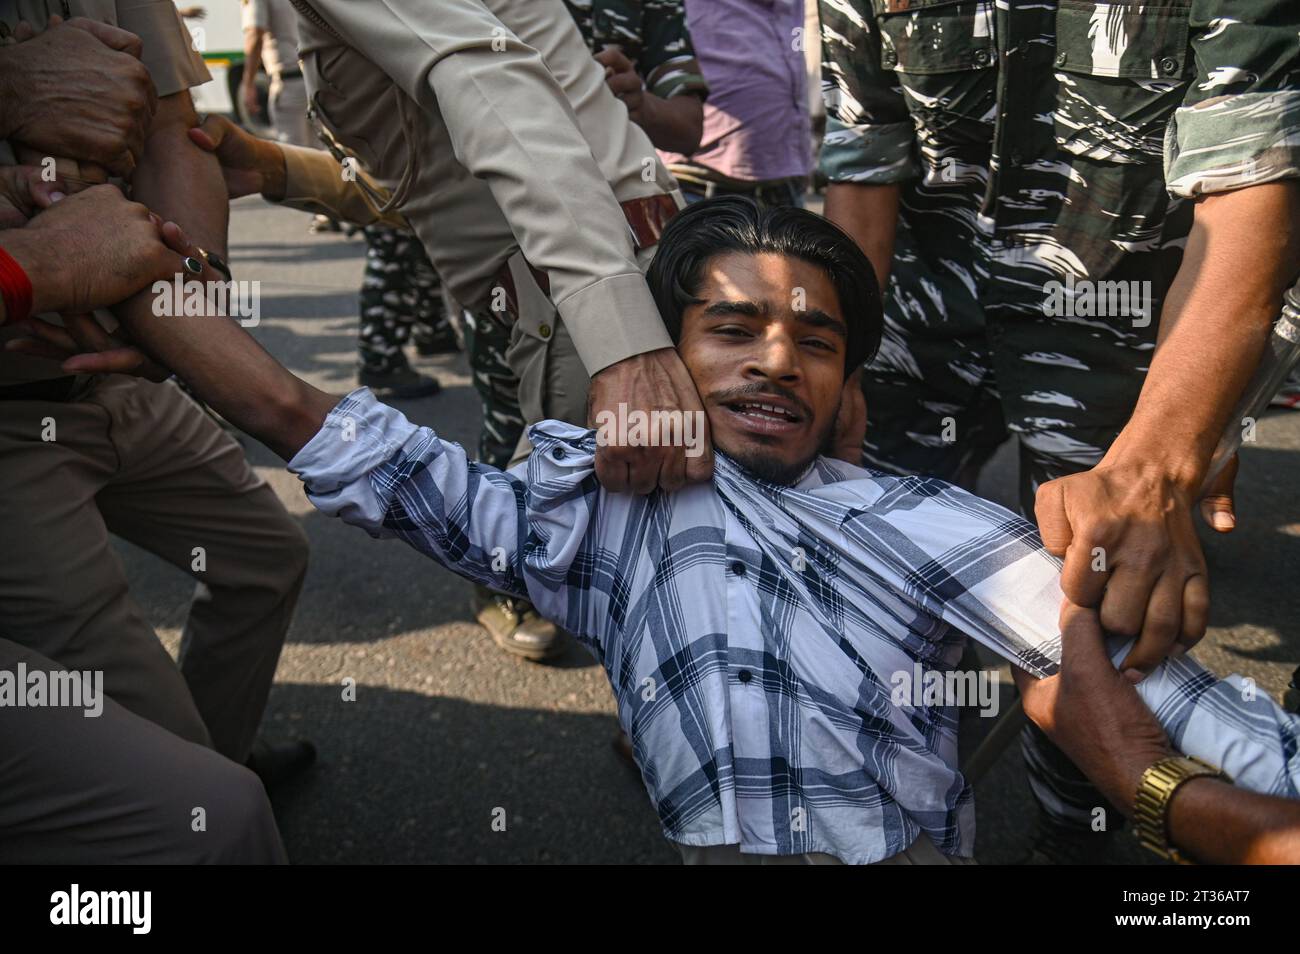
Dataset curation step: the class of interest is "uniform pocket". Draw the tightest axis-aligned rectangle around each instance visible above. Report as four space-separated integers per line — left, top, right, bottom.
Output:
874 0 997 75
1052 0 1191 163
872 0 998 137
300 46 409 187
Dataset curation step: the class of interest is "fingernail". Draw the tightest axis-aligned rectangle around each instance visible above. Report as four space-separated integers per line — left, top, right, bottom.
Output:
183 256 204 275
49 191 65 203
1123 668 1144 684
1212 511 1235 531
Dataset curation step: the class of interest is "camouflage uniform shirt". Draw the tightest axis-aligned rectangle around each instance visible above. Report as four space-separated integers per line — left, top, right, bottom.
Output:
819 0 1300 489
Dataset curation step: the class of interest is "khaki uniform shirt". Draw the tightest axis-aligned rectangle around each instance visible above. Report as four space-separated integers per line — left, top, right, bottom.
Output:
0 0 209 386
287 0 678 375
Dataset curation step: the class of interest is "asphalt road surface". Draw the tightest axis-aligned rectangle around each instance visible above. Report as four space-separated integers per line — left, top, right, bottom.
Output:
115 197 1300 864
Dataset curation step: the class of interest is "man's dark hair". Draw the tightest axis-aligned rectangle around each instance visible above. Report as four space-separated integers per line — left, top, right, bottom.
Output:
646 195 883 370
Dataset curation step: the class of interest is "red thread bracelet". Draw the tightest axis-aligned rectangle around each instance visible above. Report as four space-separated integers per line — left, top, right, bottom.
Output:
0 245 34 326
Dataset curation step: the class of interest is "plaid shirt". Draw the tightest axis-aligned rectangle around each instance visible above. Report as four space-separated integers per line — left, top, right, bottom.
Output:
291 389 1300 863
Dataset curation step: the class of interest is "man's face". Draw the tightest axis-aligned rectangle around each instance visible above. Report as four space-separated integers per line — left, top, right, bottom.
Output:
677 252 848 484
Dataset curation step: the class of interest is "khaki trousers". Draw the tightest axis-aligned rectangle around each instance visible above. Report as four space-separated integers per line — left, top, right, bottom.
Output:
0 638 287 864
0 375 308 762
505 242 660 466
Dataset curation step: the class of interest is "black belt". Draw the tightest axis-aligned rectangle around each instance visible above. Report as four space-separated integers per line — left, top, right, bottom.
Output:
278 68 303 81
679 177 803 206
0 376 79 402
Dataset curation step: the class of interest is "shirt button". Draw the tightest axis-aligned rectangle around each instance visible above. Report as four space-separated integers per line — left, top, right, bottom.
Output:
1054 51 1067 67
731 561 746 577
552 446 566 460
973 48 992 67
738 670 753 684
1159 56 1180 76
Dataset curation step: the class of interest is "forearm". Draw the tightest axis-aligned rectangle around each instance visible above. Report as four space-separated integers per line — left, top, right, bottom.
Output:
824 182 900 292
242 30 263 86
115 92 335 456
637 93 703 154
1165 778 1300 864
1107 181 1300 490
119 300 337 460
128 91 229 255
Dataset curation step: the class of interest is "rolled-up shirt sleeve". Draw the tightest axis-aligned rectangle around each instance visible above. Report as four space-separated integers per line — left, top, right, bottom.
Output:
287 388 605 619
1163 1 1300 197
116 0 210 97
817 0 916 185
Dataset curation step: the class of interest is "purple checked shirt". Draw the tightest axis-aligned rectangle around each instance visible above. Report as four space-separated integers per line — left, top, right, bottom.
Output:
659 0 812 183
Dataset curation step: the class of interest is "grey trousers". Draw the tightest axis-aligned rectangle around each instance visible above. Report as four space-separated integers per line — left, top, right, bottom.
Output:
0 638 286 863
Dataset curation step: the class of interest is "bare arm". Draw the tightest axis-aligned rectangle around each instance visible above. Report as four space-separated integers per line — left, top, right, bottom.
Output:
823 182 900 293
241 27 265 117
1036 182 1300 675
126 90 228 256
635 91 703 155
1016 602 1300 864
1166 778 1300 865
106 233 337 461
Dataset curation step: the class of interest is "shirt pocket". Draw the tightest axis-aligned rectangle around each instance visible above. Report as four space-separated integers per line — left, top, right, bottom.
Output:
1052 0 1192 164
299 41 410 190
872 0 998 142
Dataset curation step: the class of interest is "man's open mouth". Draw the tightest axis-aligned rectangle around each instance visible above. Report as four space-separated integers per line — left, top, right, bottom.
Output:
723 396 805 433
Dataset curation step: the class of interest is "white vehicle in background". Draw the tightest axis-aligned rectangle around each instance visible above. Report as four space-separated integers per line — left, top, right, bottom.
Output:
175 1 269 125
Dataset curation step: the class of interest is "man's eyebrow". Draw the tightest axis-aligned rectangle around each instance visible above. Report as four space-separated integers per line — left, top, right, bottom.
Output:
701 299 765 318
798 308 849 339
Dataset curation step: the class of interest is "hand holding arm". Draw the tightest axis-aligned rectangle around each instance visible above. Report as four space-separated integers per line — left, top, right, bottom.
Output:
0 185 186 321
1035 182 1300 677
0 15 157 179
1015 602 1300 863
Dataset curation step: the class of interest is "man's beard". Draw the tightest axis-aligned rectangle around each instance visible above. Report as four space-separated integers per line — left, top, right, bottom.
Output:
725 399 841 486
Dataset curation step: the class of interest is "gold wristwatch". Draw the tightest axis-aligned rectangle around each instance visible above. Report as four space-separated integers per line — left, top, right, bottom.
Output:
1132 755 1229 864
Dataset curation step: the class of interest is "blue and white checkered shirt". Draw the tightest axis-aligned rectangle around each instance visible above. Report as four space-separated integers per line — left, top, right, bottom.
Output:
290 389 1300 863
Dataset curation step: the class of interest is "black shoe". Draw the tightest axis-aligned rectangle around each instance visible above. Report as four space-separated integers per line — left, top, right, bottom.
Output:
246 738 317 790
358 365 442 399
470 584 565 661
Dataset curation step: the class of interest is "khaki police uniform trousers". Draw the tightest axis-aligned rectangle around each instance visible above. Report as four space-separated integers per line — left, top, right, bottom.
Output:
0 637 287 863
0 375 309 763
505 242 660 466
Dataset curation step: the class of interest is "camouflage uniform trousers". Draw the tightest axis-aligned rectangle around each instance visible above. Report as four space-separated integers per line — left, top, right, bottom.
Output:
819 0 1300 844
462 299 526 471
358 225 458 374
